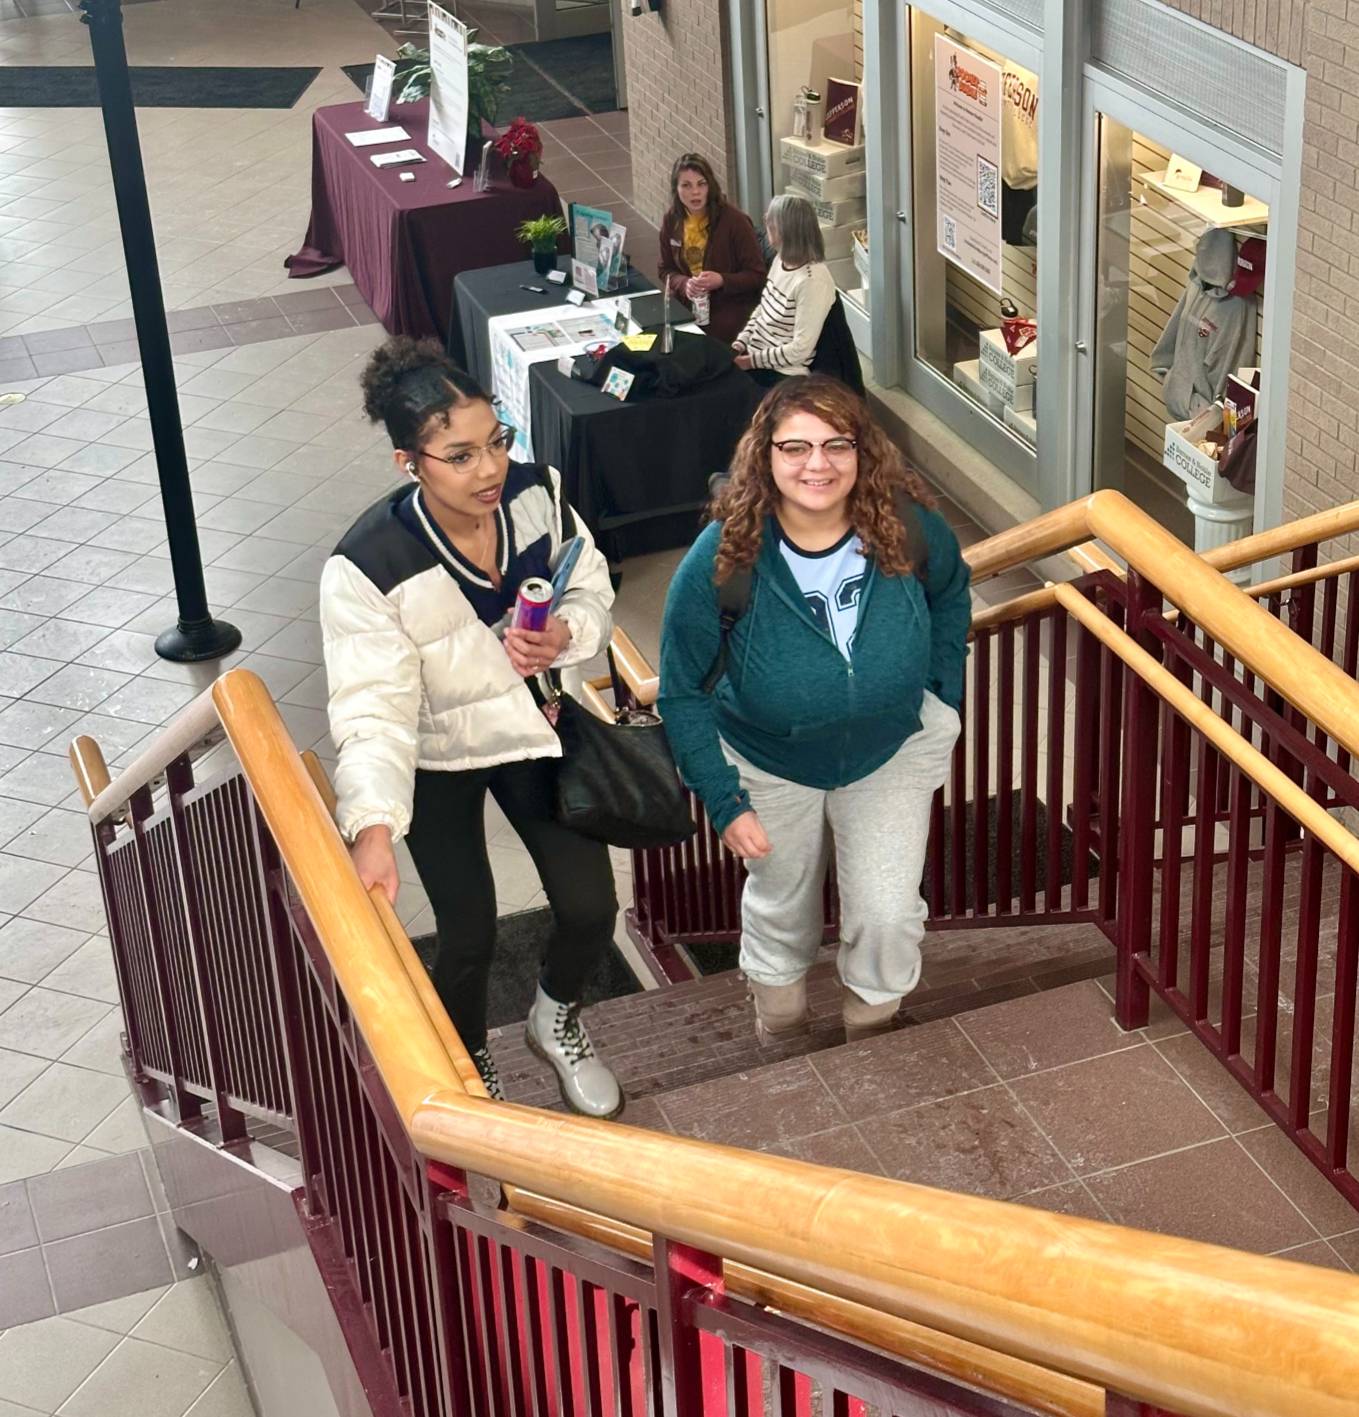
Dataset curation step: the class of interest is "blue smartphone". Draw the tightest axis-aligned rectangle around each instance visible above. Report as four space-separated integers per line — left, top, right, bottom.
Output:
549 536 585 610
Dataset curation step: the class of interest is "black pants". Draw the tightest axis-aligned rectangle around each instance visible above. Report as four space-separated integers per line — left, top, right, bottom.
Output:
405 758 617 1051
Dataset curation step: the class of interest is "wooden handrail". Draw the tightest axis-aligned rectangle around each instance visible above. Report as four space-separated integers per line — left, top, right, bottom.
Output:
202 666 1359 1417
959 491 1359 761
1241 550 1359 602
967 495 1359 585
608 625 658 706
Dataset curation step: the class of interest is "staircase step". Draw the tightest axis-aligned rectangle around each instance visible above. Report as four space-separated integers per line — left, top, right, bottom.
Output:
492 921 1111 1110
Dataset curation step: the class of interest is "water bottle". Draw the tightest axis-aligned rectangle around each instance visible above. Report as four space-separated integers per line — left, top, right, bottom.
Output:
691 287 710 326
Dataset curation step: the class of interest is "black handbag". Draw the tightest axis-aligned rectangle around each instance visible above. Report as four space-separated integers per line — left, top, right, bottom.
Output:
545 686 696 850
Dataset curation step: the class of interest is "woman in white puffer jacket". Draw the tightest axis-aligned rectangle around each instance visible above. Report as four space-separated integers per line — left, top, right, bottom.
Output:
319 337 623 1118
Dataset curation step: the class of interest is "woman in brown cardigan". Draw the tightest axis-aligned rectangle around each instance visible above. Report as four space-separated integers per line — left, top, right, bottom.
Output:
657 153 767 344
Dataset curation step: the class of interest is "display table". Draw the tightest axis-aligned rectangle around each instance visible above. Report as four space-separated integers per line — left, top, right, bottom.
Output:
528 351 763 564
450 260 762 562
286 100 565 340
449 260 657 386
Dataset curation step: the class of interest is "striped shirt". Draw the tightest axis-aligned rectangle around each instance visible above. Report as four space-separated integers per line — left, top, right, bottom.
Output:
733 255 837 377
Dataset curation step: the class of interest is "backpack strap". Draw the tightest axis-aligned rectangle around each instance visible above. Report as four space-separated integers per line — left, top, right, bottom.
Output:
700 565 752 694
536 465 577 540
892 487 929 579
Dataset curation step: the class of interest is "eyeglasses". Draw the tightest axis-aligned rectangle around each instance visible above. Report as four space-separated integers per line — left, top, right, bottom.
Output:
771 437 858 465
418 426 517 473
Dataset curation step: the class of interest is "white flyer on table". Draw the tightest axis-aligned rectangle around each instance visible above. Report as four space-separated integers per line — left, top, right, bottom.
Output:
365 54 396 122
427 3 470 176
933 34 1003 295
487 303 628 459
345 125 410 147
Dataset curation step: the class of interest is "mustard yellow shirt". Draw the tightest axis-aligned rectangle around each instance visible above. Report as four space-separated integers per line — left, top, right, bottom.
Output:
681 212 709 276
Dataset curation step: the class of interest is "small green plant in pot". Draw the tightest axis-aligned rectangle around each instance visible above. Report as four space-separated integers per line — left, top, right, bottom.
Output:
517 215 567 275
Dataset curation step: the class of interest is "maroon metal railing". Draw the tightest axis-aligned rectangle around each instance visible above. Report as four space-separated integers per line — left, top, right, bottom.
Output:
1111 566 1359 1208
89 736 1184 1417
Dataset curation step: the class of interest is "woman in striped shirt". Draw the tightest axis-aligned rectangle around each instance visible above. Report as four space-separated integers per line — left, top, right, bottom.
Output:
732 194 837 386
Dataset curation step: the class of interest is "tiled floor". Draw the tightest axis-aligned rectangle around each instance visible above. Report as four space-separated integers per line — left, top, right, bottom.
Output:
630 977 1359 1271
0 1277 252 1416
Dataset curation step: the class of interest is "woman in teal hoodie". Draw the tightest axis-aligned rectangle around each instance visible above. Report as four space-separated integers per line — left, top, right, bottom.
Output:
659 376 971 1043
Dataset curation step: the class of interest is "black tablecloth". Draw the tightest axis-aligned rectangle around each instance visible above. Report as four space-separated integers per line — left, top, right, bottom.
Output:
449 261 760 562
448 259 658 387
528 357 763 563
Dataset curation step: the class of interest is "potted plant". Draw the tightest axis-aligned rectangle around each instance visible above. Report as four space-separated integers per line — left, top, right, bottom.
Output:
392 35 513 146
517 214 567 276
496 116 544 188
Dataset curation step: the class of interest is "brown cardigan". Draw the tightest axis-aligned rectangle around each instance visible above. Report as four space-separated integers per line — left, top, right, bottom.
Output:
658 202 767 344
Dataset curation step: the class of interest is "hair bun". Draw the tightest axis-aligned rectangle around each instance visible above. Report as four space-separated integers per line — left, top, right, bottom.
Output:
360 335 447 425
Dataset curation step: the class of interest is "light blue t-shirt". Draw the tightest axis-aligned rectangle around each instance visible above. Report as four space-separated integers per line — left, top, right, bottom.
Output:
777 525 866 659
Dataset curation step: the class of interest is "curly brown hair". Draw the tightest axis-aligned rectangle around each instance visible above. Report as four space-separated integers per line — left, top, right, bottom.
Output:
712 375 935 584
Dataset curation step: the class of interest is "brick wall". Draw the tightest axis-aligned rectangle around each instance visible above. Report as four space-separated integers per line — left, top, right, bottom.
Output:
619 1 737 232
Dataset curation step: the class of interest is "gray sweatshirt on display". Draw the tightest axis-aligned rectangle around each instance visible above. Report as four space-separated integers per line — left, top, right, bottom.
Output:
1151 228 1257 422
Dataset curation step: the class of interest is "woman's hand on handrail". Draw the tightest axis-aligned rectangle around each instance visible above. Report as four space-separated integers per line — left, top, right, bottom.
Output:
351 823 400 904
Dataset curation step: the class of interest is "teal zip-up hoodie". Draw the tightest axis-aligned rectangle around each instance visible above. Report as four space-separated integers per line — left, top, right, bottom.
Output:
658 509 970 833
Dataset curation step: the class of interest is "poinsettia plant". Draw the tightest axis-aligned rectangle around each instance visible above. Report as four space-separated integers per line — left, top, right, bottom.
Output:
494 117 543 164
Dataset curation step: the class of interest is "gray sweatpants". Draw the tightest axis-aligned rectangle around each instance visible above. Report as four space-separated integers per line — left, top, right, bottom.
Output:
723 691 961 1006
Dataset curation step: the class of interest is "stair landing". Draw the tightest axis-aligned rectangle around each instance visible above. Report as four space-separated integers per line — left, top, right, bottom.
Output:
638 978 1359 1271
490 920 1111 1108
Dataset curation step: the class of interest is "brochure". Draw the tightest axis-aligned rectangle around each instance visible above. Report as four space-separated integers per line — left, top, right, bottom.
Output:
365 55 396 123
345 125 410 147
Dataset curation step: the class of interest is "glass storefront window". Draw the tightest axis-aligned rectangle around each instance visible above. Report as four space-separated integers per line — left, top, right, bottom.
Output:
1092 118 1267 547
909 10 1039 448
765 0 870 316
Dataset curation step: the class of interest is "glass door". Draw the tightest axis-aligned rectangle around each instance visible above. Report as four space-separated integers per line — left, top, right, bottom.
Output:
1079 82 1279 549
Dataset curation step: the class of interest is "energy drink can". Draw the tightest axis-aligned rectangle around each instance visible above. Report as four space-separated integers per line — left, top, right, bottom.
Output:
512 577 553 632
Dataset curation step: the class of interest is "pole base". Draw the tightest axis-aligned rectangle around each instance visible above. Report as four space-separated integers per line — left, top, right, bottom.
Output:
155 617 243 664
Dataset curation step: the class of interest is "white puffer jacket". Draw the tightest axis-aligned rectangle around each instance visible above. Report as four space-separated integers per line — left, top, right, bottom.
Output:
319 464 613 844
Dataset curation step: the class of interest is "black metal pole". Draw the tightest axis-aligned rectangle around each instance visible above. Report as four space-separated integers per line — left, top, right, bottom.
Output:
80 0 240 663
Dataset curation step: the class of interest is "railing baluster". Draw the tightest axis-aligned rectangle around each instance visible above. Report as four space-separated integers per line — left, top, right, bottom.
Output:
165 755 245 1143
1251 735 1293 1098
996 622 1015 915
1019 615 1040 914
128 785 200 1121
1187 737 1220 1026
1114 573 1161 1031
91 817 148 1082
576 1279 601 1417
1222 766 1252 1058
1071 621 1098 914
1288 777 1325 1132
1325 870 1359 1171
653 1240 721 1417
949 675 967 917
972 631 991 917
1045 609 1067 910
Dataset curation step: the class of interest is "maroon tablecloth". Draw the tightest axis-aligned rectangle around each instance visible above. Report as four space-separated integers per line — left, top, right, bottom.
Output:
286 99 564 339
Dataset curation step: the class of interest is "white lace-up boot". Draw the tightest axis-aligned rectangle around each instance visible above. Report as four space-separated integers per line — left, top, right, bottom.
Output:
525 986 623 1118
470 1044 506 1101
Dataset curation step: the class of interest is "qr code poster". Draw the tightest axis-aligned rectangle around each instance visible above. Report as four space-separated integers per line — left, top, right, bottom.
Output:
933 33 1003 294
976 155 999 219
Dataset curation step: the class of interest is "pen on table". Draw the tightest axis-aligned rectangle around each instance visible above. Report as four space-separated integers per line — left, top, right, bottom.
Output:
518 284 547 294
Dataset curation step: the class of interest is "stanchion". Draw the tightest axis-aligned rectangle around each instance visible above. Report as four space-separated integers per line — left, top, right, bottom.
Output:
80 0 241 663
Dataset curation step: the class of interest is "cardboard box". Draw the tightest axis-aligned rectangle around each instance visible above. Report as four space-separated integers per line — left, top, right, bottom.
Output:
1003 404 1037 446
825 256 857 288
821 223 854 260
780 135 865 180
978 329 1036 409
1162 404 1234 501
785 189 866 228
786 166 867 202
952 359 1005 419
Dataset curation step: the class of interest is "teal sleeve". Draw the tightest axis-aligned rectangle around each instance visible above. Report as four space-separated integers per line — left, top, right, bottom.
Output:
657 525 753 835
920 508 972 711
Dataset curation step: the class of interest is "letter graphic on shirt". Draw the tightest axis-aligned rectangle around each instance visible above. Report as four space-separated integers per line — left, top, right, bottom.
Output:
803 589 832 639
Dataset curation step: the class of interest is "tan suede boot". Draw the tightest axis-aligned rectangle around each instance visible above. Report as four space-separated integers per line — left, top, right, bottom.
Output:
748 977 808 1044
842 988 901 1043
